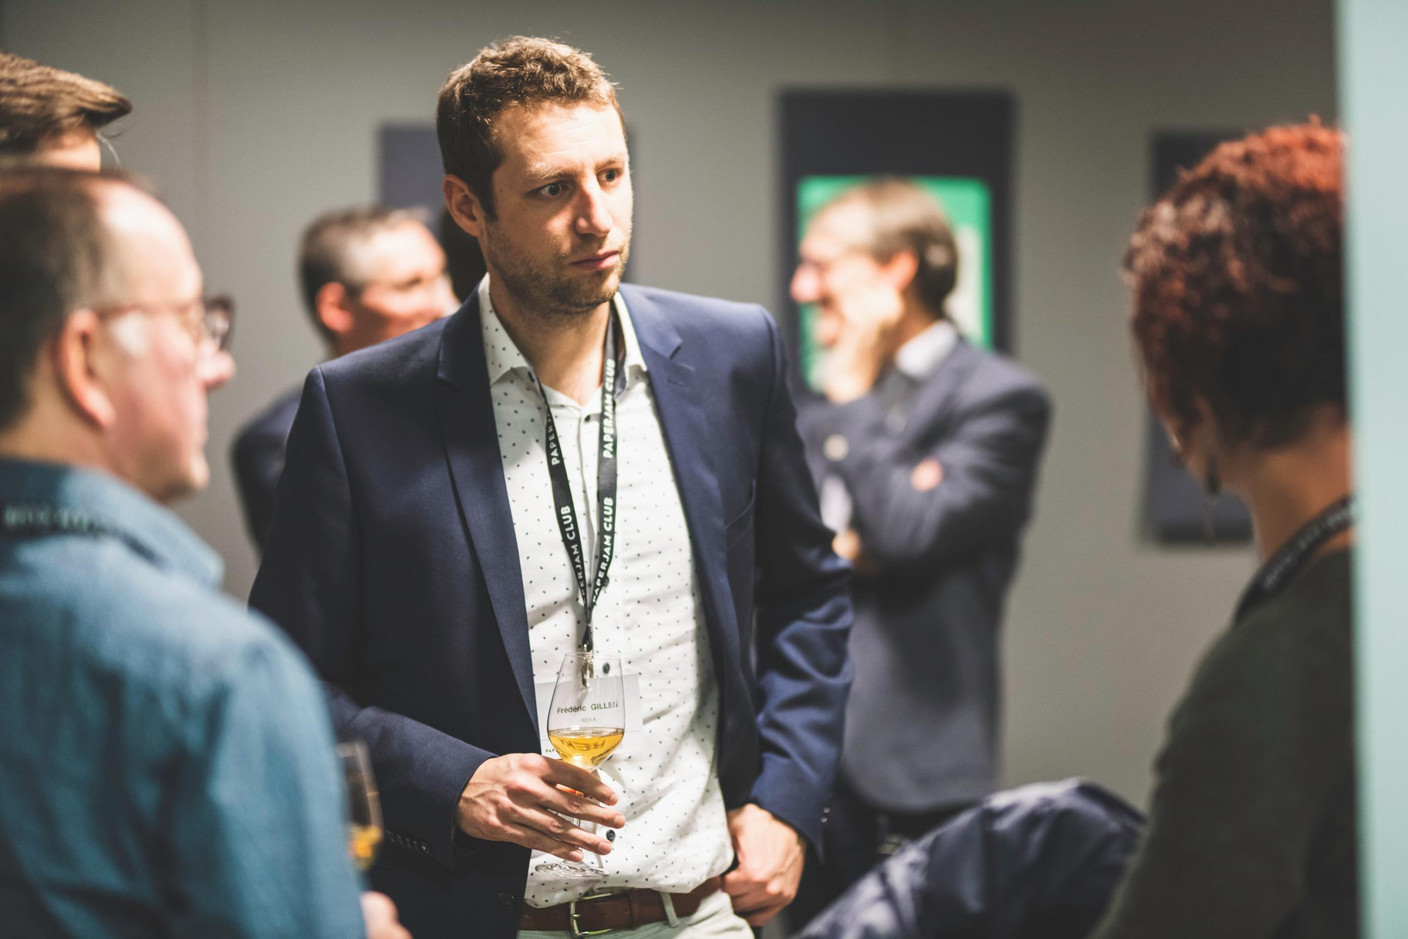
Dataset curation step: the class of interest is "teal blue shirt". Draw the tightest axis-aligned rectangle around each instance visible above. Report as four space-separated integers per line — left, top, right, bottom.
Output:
0 459 364 937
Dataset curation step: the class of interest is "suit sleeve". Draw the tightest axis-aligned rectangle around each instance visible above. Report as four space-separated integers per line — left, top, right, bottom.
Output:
821 377 1050 576
249 368 491 870
748 311 855 853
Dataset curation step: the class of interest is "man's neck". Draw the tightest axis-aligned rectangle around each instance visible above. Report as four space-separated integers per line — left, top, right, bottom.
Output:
894 305 941 350
1235 411 1353 563
0 399 107 474
489 279 612 406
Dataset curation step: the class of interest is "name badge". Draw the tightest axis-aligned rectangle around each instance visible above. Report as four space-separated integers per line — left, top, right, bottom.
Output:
534 674 643 759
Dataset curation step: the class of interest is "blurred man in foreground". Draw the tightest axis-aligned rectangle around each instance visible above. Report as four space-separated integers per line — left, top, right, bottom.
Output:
0 167 406 938
231 205 454 548
789 179 1050 924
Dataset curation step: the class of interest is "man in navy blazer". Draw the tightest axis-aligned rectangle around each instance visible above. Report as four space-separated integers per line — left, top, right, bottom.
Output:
250 37 851 939
231 206 455 551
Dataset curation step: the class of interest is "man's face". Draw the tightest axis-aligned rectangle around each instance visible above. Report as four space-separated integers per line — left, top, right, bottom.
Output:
342 221 454 353
474 102 632 319
96 186 218 503
790 203 887 348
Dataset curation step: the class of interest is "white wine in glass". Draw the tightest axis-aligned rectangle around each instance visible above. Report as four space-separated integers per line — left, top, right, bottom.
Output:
535 651 625 879
336 739 383 873
548 726 625 770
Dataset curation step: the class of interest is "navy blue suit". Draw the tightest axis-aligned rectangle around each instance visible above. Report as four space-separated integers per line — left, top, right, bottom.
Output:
230 386 300 551
249 285 853 939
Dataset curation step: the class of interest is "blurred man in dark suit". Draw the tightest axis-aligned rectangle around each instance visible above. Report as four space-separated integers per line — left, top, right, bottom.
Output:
789 179 1051 924
231 205 454 549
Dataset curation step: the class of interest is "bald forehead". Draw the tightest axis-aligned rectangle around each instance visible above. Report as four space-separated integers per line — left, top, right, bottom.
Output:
94 182 183 242
93 181 199 297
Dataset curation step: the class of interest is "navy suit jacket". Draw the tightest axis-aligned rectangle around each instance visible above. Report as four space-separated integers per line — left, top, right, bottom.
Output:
230 386 300 551
250 285 852 939
798 339 1050 813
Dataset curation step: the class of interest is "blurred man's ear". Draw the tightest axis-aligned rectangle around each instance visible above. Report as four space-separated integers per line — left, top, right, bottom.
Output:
314 282 355 337
53 310 118 428
878 250 920 293
443 175 487 239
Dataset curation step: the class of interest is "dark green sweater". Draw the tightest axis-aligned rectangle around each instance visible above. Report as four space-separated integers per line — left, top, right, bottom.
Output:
1091 550 1357 938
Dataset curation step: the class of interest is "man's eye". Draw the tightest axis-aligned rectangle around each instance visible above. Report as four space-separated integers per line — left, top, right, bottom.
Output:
541 182 565 197
602 168 622 183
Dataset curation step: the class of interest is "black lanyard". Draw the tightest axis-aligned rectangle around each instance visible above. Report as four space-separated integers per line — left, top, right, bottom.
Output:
531 317 619 653
1234 494 1355 621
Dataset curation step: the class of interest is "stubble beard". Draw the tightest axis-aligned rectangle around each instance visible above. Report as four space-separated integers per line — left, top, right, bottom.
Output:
483 223 631 327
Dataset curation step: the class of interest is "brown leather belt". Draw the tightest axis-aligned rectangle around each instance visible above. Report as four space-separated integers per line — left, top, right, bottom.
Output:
519 877 722 935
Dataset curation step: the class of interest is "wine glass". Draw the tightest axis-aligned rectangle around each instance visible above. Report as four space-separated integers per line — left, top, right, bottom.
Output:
534 651 626 879
336 739 383 873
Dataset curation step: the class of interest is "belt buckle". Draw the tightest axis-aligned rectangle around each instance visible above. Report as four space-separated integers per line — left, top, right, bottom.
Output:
568 890 617 938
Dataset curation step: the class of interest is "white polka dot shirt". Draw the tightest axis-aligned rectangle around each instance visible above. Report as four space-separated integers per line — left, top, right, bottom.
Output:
476 278 733 908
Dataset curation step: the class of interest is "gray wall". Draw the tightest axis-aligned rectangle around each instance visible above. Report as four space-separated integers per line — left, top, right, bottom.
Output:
6 0 1335 807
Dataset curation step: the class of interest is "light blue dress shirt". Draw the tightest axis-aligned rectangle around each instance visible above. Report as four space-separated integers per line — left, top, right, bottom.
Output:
0 459 364 937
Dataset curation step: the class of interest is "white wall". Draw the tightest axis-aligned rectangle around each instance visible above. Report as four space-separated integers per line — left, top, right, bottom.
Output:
6 0 1335 806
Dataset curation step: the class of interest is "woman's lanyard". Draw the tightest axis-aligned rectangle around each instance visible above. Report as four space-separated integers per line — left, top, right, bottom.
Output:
1234 494 1355 621
531 317 619 653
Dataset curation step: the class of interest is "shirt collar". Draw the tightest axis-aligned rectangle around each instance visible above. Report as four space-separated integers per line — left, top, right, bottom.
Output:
0 457 223 586
477 275 648 388
894 318 960 380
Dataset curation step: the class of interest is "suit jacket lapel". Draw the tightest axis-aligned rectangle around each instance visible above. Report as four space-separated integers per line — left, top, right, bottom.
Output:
622 287 740 673
900 337 980 437
435 296 537 726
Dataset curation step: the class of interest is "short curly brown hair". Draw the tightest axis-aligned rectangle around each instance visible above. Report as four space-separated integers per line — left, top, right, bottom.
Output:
1126 122 1344 450
436 37 620 219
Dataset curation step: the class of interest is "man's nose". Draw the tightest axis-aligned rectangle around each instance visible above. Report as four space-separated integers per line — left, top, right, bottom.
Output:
790 264 820 304
574 181 615 237
198 350 236 390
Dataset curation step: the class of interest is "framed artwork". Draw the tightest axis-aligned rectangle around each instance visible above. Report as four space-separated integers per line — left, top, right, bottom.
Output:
779 89 1015 389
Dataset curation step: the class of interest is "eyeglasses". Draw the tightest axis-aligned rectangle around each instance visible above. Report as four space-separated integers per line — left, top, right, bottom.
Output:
93 295 234 356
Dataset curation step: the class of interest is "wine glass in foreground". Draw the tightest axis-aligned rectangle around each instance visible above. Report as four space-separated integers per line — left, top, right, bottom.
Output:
336 739 384 873
534 651 625 879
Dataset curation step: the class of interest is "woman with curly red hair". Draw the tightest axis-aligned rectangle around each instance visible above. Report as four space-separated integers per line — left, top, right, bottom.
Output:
1090 122 1356 937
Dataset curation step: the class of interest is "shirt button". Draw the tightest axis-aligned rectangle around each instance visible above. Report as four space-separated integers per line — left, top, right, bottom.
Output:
497 892 518 910
823 434 849 462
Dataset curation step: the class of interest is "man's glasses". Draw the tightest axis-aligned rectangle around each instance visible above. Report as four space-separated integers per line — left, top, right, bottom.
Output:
93 295 234 356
